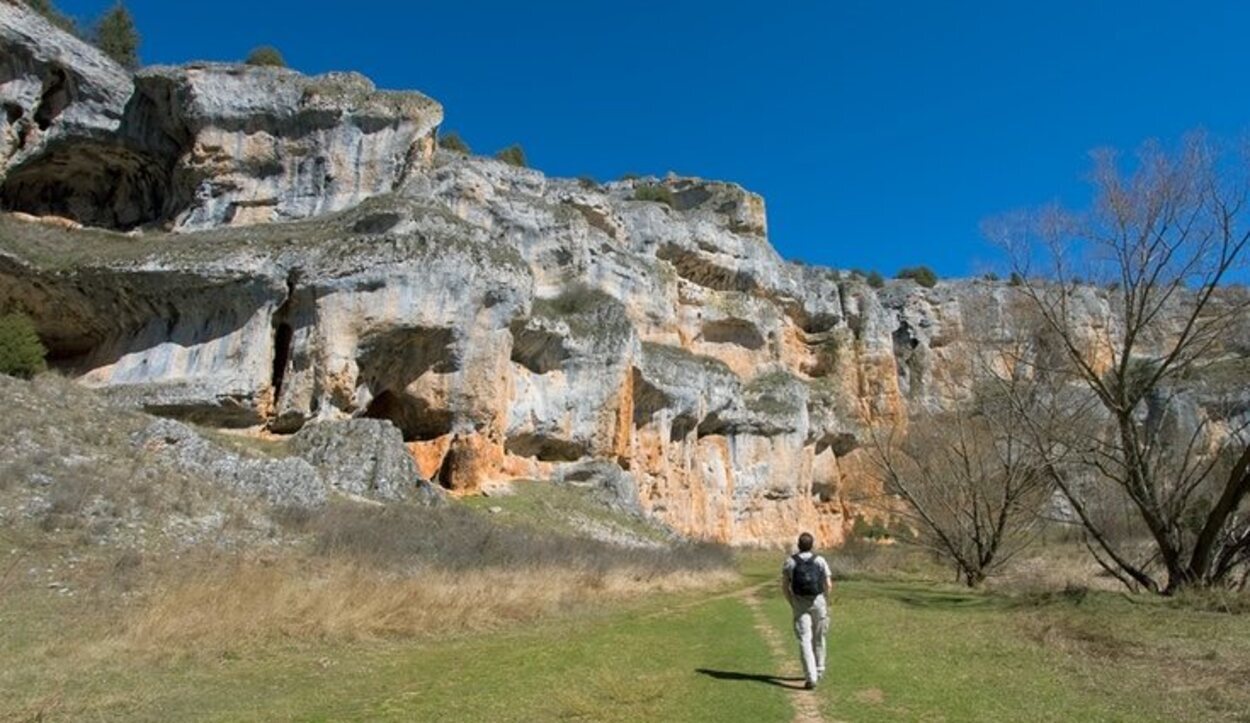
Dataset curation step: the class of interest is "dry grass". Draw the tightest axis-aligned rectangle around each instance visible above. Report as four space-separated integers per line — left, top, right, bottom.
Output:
121 555 736 653
822 538 947 581
109 500 736 654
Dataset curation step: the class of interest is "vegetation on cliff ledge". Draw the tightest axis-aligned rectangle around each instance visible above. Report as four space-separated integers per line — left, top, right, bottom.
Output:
0 312 46 379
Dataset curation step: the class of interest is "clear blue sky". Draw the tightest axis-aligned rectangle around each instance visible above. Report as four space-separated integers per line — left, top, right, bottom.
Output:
57 0 1250 278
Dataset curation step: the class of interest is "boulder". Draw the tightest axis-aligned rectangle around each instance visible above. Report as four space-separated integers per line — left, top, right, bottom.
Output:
292 419 435 502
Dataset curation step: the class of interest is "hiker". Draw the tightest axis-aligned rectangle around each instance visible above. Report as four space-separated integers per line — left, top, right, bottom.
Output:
782 531 833 690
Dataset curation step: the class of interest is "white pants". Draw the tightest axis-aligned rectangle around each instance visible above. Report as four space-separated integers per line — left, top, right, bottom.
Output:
791 594 829 684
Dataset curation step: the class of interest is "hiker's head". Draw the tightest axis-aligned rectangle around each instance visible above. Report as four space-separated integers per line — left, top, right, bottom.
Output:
797 532 814 552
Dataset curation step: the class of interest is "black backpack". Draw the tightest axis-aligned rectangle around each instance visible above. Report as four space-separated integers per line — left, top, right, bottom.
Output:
790 553 826 596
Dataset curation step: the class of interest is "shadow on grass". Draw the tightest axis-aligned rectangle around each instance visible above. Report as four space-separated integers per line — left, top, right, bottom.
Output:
695 668 807 689
864 582 997 610
861 580 1115 612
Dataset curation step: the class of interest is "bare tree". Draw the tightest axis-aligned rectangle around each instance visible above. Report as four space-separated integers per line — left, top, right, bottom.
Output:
988 133 1250 593
867 376 1052 587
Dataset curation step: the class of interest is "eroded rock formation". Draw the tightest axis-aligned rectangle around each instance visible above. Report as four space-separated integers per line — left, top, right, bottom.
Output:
6 1 1240 545
0 1 441 231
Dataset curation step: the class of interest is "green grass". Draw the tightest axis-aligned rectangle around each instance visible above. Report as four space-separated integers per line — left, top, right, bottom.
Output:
3 551 1248 721
0 578 785 721
755 579 1250 722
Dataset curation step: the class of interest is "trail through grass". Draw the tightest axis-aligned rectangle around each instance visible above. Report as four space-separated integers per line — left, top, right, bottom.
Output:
4 555 1249 721
754 576 1250 722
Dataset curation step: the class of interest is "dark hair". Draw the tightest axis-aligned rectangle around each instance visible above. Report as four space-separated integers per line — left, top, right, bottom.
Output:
797 532 814 552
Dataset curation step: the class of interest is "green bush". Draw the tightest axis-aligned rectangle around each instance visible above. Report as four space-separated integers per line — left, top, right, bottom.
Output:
896 265 938 288
495 144 527 168
0 313 47 379
438 131 471 154
633 183 674 207
851 514 892 541
1008 271 1024 286
94 3 140 69
866 270 885 289
244 45 286 67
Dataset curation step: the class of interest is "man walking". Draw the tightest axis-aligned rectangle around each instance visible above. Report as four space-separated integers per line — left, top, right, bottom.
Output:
782 532 833 690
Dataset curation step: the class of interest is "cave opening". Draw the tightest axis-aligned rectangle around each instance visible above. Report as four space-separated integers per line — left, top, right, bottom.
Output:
0 78 191 231
270 322 293 402
364 390 455 443
0 141 175 229
33 67 70 131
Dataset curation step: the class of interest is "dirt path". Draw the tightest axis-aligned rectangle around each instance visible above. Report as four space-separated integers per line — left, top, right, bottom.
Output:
641 577 827 723
739 585 827 723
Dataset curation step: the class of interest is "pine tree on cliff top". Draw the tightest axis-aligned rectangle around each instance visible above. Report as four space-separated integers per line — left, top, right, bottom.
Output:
95 3 140 70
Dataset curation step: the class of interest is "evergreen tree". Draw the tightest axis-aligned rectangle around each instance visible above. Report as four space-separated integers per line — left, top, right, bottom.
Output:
95 3 140 70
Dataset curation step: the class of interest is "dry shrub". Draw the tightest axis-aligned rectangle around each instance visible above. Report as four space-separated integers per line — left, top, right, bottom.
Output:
824 539 944 581
123 556 735 651
988 541 1133 595
306 501 731 575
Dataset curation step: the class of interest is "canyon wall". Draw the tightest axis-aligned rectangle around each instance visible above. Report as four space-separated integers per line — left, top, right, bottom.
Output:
0 0 1142 545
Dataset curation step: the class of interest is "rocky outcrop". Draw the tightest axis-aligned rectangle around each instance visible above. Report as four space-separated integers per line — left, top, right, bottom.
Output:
0 1 133 172
292 418 440 502
134 418 327 508
135 64 443 230
3 5 1242 546
0 1 442 230
0 160 1064 545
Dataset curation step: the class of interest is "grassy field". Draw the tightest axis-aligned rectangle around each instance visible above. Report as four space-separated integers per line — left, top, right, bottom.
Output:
4 548 1249 722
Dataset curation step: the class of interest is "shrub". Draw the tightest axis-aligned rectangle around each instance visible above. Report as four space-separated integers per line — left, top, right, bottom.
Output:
309 500 731 574
438 131 471 154
983 272 1000 282
633 183 675 207
495 144 527 168
576 175 599 190
244 45 286 67
866 270 885 289
619 172 641 181
896 265 938 288
0 312 47 379
851 514 892 541
24 0 80 35
94 2 140 70
1009 271 1024 286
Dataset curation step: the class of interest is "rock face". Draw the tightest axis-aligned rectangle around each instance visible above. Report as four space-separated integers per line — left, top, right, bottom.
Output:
136 64 443 231
0 1 134 171
1 6 1243 546
0 1 442 231
0 162 1054 546
291 419 436 502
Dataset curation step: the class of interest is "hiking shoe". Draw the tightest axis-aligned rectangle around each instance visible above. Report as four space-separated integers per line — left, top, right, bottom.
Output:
805 680 816 690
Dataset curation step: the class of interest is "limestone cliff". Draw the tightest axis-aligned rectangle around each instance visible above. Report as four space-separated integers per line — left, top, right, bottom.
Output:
0 1 1195 546
0 1 441 231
